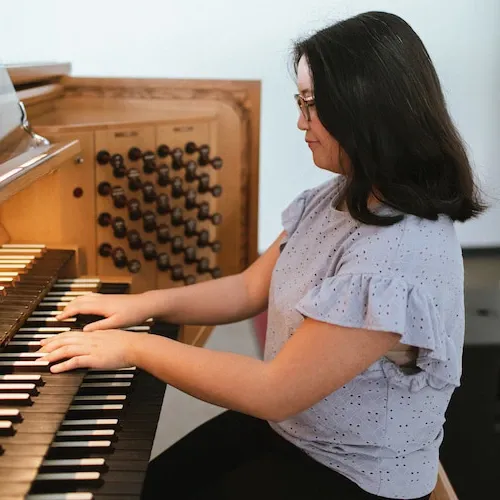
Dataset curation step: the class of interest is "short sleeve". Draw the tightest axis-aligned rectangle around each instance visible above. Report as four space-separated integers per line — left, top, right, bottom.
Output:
295 273 460 389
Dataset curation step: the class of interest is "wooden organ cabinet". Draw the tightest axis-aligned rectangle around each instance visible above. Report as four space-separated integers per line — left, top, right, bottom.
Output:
2 62 260 347
0 62 260 499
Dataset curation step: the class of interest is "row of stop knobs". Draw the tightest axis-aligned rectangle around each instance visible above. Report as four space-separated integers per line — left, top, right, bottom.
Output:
99 242 221 284
96 143 222 194
98 213 220 252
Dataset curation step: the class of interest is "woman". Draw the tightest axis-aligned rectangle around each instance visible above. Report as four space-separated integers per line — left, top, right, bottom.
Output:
39 10 485 500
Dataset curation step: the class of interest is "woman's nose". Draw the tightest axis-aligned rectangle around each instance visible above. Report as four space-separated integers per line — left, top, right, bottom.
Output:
297 112 309 131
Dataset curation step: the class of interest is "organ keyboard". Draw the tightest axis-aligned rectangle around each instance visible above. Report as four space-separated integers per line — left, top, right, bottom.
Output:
0 244 177 499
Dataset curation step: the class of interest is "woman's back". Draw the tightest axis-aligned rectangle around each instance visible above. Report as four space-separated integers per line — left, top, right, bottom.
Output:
265 175 464 498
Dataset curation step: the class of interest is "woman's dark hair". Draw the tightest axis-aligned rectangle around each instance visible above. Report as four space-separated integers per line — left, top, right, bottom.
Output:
293 11 487 226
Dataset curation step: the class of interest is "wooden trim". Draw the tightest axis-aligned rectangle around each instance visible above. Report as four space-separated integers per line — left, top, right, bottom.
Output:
17 83 65 107
0 140 81 205
7 63 72 87
430 462 459 500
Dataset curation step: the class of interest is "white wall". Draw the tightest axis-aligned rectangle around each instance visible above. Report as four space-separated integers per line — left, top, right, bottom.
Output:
2 0 499 252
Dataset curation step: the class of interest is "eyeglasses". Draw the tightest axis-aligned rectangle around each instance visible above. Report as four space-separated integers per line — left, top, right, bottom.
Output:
294 94 316 121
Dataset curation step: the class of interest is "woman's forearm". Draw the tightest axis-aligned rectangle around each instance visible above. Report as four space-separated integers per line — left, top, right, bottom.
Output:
139 273 264 326
131 333 277 421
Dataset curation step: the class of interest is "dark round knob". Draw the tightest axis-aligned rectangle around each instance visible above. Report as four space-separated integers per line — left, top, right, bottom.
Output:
157 252 170 271
98 212 112 227
172 148 184 170
211 240 222 253
99 243 112 257
185 161 198 182
197 257 210 273
212 213 223 225
112 247 128 268
184 246 197 264
185 142 197 154
127 229 142 250
156 193 170 215
110 154 124 167
157 144 170 158
211 157 223 170
171 236 184 254
157 164 170 187
110 154 126 177
128 198 142 221
142 241 157 261
142 182 156 203
185 275 197 285
111 186 127 209
184 218 197 237
112 217 127 239
197 230 210 247
197 202 210 220
185 189 197 209
171 264 184 281
127 259 141 273
198 144 210 166
142 151 156 174
172 177 184 199
211 267 222 279
98 181 112 196
171 207 184 226
212 185 222 197
157 224 171 244
198 174 210 193
143 210 157 233
127 168 142 191
128 147 142 162
96 150 111 165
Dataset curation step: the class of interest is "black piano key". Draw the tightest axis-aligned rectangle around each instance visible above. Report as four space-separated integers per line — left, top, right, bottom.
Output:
56 430 116 441
0 421 14 436
78 382 132 394
47 440 114 458
0 361 51 373
0 393 32 406
0 409 22 422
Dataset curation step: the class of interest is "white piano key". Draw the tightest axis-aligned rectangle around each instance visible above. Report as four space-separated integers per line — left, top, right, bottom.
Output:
57 278 101 284
61 419 118 427
0 360 50 369
32 310 60 316
35 472 101 481
51 440 112 448
84 373 134 380
0 352 44 359
26 317 77 323
73 395 126 402
69 404 123 412
14 334 56 339
0 409 22 420
19 327 71 333
26 493 93 500
0 272 19 277
80 382 131 389
0 374 43 383
1 243 46 248
39 301 71 308
52 283 98 291
5 341 41 348
0 421 14 432
124 326 150 332
47 291 92 297
0 264 27 269
0 383 37 392
0 248 41 254
0 393 31 403
56 430 115 438
42 458 106 467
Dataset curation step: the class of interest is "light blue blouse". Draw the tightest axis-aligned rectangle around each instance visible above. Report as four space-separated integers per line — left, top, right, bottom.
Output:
264 174 464 498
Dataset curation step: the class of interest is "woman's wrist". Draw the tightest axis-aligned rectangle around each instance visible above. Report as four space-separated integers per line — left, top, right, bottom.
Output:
138 289 171 322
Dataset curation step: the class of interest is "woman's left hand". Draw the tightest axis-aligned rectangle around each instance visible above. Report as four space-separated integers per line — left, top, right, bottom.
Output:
38 329 140 373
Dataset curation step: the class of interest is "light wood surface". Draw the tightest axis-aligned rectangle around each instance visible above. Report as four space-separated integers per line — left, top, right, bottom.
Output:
3 62 260 347
430 463 459 500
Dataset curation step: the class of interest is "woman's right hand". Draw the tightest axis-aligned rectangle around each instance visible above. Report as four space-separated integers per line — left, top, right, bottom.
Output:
55 293 152 332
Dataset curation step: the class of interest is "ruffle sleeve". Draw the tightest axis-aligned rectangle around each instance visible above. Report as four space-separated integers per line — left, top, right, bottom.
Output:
280 188 311 244
295 273 460 390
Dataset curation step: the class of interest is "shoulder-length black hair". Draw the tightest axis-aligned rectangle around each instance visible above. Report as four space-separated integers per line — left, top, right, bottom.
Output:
293 11 486 226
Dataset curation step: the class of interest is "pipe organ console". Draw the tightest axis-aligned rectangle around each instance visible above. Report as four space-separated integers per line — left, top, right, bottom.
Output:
0 62 260 498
